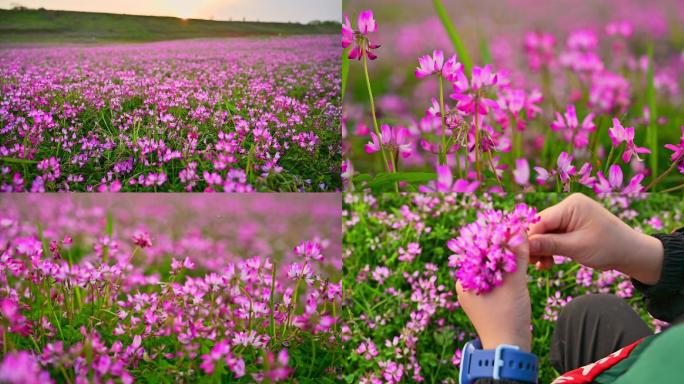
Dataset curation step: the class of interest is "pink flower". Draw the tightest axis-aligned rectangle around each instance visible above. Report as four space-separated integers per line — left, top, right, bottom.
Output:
608 118 650 162
343 10 381 60
364 124 412 159
415 50 461 80
606 21 633 38
550 105 595 149
524 31 555 71
513 158 530 186
448 204 539 294
556 152 576 183
450 65 500 115
357 10 377 34
664 126 684 162
256 350 292 382
534 166 554 185
356 341 379 360
419 165 479 193
294 240 323 261
132 230 152 248
577 163 596 188
0 351 52 384
594 165 645 196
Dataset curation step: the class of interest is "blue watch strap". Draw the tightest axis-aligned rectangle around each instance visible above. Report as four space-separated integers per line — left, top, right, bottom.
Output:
459 340 538 384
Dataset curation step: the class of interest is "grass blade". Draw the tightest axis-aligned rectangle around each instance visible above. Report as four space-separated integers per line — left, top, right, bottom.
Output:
432 0 473 75
646 44 659 189
341 48 350 101
479 35 492 64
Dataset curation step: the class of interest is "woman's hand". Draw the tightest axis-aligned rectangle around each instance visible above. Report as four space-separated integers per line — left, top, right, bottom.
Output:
527 193 664 285
456 241 532 352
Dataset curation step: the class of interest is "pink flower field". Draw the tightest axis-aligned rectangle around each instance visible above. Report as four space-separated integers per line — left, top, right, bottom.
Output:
0 36 341 192
0 194 342 382
342 0 684 194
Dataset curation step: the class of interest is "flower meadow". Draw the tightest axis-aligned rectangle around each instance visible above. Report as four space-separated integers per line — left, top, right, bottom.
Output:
0 194 343 383
0 36 341 192
342 192 684 383
342 0 684 194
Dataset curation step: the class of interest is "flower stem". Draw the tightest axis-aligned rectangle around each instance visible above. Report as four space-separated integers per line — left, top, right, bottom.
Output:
438 75 447 166
362 52 390 173
474 106 481 181
269 263 277 338
603 145 616 174
486 151 503 189
646 154 683 191
660 183 684 193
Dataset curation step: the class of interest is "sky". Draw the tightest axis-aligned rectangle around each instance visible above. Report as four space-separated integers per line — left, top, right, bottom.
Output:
0 0 342 23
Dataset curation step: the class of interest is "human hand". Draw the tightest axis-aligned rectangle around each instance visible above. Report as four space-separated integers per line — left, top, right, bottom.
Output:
527 193 664 285
456 241 532 352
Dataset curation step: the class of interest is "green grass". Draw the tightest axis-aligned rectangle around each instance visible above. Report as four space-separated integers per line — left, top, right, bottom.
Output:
0 8 340 44
343 192 684 383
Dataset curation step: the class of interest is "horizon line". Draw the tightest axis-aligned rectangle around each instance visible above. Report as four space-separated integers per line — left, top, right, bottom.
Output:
0 6 342 25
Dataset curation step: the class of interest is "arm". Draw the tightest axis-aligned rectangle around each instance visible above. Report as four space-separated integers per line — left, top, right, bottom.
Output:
632 228 684 323
528 193 684 322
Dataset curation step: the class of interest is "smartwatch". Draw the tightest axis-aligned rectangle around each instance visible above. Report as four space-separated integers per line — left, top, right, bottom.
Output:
459 339 538 384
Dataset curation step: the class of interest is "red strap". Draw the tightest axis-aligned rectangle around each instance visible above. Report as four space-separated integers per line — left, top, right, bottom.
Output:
551 338 644 384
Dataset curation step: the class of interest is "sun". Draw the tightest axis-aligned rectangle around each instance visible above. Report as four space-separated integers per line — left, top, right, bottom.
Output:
169 1 194 20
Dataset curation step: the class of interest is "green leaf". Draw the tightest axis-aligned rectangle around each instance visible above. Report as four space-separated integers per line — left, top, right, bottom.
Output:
1 157 37 164
646 43 659 190
367 172 437 192
432 0 473 75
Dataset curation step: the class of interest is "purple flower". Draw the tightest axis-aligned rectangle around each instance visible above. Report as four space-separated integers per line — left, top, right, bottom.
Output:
447 204 539 294
294 240 323 261
556 152 576 183
415 50 461 80
550 105 595 149
608 118 650 162
664 126 684 164
419 165 479 193
513 158 530 186
342 10 381 60
450 65 500 115
594 165 645 196
524 31 555 71
0 351 52 384
132 230 152 248
365 124 412 159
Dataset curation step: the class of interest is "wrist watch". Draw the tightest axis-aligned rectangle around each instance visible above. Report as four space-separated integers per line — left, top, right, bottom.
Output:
459 339 538 384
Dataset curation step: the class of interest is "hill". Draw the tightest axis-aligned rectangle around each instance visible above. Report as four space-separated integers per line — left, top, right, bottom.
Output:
0 8 340 43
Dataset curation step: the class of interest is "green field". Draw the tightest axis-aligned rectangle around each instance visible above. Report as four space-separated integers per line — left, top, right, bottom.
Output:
0 8 339 43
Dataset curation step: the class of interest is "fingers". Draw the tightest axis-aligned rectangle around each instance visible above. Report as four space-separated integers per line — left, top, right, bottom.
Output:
530 256 554 270
527 193 584 236
528 200 567 236
528 232 581 260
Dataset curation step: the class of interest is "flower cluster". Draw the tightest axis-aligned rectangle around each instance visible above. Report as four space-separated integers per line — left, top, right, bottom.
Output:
0 36 341 192
342 2 684 194
447 204 540 294
343 192 677 383
0 195 342 382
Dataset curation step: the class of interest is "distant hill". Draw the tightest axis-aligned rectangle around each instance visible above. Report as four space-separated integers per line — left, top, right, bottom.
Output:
0 8 340 43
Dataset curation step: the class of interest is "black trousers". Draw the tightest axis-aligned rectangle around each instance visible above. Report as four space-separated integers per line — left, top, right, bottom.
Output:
550 294 653 373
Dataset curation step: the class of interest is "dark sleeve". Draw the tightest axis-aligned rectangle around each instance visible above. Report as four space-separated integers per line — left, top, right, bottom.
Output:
474 380 525 384
632 228 684 323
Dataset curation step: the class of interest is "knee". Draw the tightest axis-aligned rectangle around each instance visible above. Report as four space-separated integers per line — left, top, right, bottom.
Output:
559 294 627 321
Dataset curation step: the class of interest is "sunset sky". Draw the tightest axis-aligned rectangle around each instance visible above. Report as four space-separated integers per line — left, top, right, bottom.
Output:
0 0 341 23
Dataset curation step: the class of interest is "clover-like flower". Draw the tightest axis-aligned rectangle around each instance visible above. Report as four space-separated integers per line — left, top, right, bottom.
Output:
415 50 461 80
447 204 539 294
342 10 381 60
